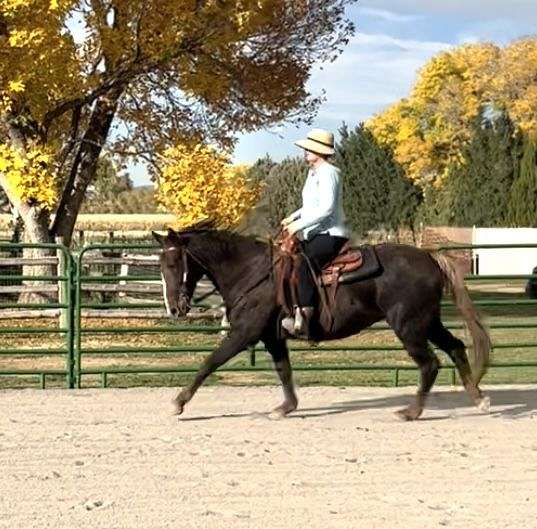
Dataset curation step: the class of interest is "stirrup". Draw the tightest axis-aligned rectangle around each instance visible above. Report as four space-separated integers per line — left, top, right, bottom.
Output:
281 315 296 336
293 306 314 337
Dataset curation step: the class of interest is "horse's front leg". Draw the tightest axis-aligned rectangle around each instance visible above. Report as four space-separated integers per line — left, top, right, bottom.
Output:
262 333 298 418
173 331 254 415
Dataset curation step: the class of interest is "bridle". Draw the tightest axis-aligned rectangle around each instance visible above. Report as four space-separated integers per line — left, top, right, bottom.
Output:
163 245 198 310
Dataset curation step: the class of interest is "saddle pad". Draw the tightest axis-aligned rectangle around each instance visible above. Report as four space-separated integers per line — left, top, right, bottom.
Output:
321 244 381 285
328 249 362 267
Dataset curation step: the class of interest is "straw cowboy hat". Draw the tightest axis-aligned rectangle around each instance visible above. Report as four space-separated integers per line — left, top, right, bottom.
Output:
295 128 335 156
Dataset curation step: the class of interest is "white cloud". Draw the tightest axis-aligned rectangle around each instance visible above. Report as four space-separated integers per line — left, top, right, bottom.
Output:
234 32 452 163
350 33 451 54
306 32 451 113
358 7 424 23
457 20 536 46
358 0 537 24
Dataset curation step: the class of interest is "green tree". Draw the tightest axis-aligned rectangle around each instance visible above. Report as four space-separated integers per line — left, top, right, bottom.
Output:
423 113 521 226
335 123 421 236
507 137 537 226
82 155 132 213
246 155 276 186
263 156 307 232
238 155 276 236
116 187 159 214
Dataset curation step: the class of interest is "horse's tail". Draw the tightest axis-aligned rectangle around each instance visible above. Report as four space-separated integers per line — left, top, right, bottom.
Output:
431 253 491 384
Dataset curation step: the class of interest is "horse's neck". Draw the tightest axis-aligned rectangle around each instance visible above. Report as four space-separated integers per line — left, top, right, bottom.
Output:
189 234 269 306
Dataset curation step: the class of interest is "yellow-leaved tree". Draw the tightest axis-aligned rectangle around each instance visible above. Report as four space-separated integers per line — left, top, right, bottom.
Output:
0 0 356 250
156 143 262 228
367 38 537 188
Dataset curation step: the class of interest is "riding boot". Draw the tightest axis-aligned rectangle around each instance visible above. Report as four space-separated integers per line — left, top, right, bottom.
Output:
281 310 297 336
293 306 314 338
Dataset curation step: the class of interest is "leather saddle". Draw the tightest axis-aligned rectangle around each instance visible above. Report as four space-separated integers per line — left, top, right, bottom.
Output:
321 242 380 285
273 232 381 335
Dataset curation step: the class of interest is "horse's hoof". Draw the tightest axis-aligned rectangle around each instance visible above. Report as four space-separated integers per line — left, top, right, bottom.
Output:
268 403 297 420
172 399 186 416
268 410 285 420
395 406 422 421
476 395 490 414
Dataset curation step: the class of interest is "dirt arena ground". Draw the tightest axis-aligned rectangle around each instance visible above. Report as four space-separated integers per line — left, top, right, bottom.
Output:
1 384 537 529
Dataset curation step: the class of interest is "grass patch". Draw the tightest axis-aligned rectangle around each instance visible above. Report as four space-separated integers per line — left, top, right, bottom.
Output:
1 282 537 389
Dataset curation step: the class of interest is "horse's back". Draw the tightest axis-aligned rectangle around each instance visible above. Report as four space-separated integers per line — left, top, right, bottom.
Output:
372 242 444 307
320 242 444 339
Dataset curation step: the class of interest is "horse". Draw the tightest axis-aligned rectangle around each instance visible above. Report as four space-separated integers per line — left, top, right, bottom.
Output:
152 223 491 420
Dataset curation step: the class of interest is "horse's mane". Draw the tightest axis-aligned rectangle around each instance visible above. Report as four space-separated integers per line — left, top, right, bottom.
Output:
177 220 269 263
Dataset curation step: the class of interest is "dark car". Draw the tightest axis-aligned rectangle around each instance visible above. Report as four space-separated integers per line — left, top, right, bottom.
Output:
526 266 537 299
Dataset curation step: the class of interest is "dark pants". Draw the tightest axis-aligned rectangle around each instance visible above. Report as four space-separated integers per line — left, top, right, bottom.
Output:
297 234 348 306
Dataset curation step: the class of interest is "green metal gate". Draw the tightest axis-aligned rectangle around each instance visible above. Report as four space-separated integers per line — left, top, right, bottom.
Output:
1 242 537 389
0 242 74 388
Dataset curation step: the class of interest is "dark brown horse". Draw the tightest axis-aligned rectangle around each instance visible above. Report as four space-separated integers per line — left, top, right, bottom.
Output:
152 224 491 420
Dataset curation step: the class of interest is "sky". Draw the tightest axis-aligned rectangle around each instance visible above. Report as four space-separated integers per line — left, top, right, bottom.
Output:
126 1 537 186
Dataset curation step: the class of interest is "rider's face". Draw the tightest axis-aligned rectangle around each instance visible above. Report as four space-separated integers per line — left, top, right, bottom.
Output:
304 150 322 166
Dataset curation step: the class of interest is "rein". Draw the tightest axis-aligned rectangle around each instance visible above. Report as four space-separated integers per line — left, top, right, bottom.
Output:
164 244 272 314
272 232 336 332
163 245 199 307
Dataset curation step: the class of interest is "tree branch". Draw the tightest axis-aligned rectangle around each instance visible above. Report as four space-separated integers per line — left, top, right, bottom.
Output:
51 86 124 244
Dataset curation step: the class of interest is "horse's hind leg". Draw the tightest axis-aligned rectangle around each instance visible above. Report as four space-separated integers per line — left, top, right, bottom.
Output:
396 338 440 421
428 316 489 413
386 308 439 420
262 333 298 418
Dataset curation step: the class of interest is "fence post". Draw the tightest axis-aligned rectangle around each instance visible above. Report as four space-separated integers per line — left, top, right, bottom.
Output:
56 237 68 331
55 237 75 388
75 250 82 389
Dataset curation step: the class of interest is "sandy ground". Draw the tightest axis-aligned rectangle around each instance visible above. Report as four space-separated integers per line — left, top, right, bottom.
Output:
1 384 537 529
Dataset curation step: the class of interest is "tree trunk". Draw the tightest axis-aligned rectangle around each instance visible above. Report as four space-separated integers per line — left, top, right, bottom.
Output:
52 88 123 246
19 206 55 304
1 88 123 306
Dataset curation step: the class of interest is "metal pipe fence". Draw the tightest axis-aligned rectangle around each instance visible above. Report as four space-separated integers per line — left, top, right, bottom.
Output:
0 242 74 388
1 242 537 388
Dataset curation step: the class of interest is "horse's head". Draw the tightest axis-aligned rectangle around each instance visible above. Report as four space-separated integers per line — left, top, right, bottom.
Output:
152 228 205 319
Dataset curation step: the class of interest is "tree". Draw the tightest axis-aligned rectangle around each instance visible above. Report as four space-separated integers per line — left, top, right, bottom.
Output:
507 138 537 227
113 187 159 214
156 143 262 228
237 154 276 236
0 0 356 250
262 156 307 231
0 186 9 213
81 154 133 212
367 38 537 192
367 43 500 188
335 123 421 236
245 155 276 187
423 113 522 226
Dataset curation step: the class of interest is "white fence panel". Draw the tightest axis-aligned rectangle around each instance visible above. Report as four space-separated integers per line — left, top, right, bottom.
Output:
472 228 537 275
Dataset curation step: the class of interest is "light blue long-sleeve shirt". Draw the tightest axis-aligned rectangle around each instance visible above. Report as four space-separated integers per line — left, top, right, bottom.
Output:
288 162 348 241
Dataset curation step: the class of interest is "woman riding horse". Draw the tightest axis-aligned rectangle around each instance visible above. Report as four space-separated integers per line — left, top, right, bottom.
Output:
153 220 491 421
281 128 349 339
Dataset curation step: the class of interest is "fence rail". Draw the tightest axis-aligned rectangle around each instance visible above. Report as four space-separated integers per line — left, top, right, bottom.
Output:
1 242 537 389
0 242 74 388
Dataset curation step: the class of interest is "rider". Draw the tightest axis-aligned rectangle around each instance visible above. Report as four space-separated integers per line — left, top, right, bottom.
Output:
280 128 349 337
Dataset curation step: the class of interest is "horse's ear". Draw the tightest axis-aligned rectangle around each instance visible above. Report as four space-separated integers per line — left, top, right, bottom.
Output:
167 227 182 244
152 231 166 247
